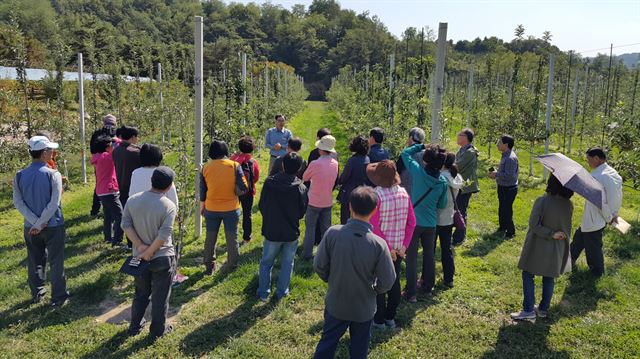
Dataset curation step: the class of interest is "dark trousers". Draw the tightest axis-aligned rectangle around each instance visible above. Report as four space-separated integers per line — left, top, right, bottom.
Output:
99 193 123 244
91 187 101 215
452 192 472 244
203 209 240 269
375 258 402 324
570 227 605 276
130 256 176 338
24 226 68 302
340 202 350 225
522 270 555 312
314 309 372 359
497 185 518 236
405 226 437 296
435 224 455 283
120 193 132 247
239 194 254 241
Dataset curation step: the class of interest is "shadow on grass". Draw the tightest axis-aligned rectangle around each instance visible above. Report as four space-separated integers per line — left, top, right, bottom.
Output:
609 221 640 260
369 286 441 351
79 329 156 359
482 270 604 358
0 270 121 332
464 232 510 257
170 246 263 307
179 276 278 357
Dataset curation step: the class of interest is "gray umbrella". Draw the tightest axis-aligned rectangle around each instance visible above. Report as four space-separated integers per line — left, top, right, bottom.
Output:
536 153 604 209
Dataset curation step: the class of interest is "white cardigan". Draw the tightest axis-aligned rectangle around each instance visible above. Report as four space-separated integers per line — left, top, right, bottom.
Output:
437 170 464 226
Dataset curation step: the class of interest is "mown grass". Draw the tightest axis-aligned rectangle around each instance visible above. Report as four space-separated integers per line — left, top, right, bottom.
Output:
0 101 639 358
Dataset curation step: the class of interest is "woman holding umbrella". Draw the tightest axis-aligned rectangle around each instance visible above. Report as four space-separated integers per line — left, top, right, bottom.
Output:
511 175 574 321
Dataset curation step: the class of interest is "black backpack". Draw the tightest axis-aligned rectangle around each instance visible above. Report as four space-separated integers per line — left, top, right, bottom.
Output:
239 159 256 194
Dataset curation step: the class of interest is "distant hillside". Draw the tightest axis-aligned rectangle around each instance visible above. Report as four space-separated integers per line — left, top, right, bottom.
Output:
619 53 640 68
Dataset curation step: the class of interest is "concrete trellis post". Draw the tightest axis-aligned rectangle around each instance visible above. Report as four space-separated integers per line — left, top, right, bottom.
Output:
194 16 203 237
430 22 448 143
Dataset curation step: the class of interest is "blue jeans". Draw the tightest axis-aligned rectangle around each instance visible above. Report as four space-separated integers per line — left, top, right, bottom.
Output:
203 209 240 269
314 309 372 359
257 239 298 299
522 271 555 312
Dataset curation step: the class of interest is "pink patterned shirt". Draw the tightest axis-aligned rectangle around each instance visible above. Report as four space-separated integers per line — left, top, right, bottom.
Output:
370 185 416 251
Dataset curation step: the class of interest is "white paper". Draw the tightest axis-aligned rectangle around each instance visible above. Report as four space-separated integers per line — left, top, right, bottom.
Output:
612 217 631 235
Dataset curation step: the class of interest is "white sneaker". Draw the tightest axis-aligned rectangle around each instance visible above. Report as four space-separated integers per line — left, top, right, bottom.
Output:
534 305 548 318
510 310 536 321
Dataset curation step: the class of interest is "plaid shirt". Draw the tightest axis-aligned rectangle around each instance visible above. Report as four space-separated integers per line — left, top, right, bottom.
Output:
496 149 519 187
370 186 416 251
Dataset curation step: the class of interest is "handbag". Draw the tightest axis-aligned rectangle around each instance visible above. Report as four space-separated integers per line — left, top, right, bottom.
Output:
450 187 466 231
119 255 150 277
234 162 250 197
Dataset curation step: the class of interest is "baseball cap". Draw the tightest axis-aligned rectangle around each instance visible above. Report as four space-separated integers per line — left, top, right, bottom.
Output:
28 136 59 151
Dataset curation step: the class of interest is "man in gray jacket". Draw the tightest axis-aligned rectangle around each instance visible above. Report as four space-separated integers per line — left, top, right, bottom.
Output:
313 186 396 359
453 128 479 246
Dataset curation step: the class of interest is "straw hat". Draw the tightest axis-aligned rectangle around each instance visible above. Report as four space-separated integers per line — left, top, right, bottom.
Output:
366 160 400 188
315 135 337 153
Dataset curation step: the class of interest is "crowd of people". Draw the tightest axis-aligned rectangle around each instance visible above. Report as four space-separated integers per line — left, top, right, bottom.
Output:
11 112 624 356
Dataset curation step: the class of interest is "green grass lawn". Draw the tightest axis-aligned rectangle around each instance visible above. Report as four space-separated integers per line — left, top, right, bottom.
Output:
0 101 639 358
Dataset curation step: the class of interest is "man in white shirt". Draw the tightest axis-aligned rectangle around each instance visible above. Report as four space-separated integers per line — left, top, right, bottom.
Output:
570 147 623 277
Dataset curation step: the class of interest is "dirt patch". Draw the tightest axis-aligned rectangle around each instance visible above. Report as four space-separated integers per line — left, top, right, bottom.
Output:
95 298 181 326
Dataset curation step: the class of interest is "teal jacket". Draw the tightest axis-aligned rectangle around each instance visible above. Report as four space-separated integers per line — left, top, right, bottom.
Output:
400 144 448 228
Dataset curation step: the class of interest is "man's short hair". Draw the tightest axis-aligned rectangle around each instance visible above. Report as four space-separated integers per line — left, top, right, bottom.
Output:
460 128 475 143
275 114 285 121
208 140 229 159
349 186 378 216
500 135 515 149
369 127 385 144
586 146 606 160
119 126 139 140
408 127 425 144
140 143 163 167
317 128 331 139
29 149 45 159
282 152 303 174
238 136 255 154
288 137 303 152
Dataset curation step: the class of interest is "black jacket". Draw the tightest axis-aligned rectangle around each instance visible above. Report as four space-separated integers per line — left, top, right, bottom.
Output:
269 155 308 180
259 173 308 242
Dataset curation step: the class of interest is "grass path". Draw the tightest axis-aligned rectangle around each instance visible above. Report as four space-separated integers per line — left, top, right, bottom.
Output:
0 101 639 358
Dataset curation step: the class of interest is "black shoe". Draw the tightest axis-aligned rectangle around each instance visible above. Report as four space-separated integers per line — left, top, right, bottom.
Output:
150 325 173 340
128 318 147 336
444 281 454 289
504 233 516 239
50 295 70 310
31 292 46 305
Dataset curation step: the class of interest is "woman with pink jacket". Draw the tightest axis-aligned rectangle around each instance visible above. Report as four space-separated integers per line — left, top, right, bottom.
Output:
90 135 123 247
367 160 416 330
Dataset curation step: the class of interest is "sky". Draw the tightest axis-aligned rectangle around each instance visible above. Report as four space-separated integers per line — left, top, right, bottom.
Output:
229 0 640 56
